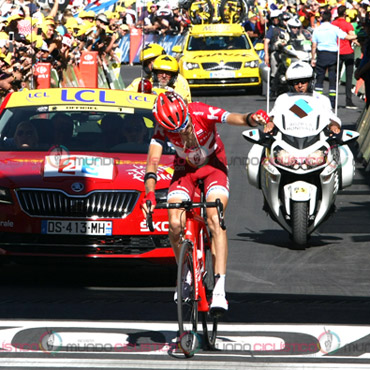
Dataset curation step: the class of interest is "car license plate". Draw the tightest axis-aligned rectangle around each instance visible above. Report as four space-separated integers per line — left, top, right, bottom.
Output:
210 71 235 78
41 221 112 235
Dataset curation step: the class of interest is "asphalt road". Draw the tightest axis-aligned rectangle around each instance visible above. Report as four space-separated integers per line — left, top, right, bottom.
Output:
0 67 369 368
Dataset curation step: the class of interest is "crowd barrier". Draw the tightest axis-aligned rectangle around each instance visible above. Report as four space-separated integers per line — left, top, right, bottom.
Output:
60 56 125 90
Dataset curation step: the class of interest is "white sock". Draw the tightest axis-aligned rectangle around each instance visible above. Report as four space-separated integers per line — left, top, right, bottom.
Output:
213 274 225 296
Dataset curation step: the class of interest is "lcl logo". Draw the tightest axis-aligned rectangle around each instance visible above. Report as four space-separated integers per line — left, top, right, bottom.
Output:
36 66 48 74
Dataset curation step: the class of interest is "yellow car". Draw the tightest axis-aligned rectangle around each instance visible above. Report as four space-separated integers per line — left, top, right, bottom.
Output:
173 23 263 94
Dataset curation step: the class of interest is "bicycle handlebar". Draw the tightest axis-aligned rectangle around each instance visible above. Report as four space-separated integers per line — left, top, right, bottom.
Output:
145 199 226 231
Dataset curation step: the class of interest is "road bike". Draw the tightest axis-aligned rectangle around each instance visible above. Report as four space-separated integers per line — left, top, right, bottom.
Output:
187 0 248 25
146 190 226 357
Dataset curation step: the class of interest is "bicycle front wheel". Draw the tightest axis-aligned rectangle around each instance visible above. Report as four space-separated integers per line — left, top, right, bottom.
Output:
177 240 199 357
189 0 214 24
201 245 218 349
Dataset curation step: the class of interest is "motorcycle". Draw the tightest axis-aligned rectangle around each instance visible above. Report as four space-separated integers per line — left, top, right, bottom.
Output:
274 38 312 95
243 94 359 248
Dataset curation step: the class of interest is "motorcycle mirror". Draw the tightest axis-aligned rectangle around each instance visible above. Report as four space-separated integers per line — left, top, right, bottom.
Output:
242 129 274 146
341 129 360 144
242 129 262 143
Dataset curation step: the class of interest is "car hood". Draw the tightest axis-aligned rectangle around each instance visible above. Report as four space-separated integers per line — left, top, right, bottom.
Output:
0 152 174 193
183 49 259 61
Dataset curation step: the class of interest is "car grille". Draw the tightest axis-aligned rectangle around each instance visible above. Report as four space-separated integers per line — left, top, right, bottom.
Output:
202 62 242 71
0 234 171 254
16 189 139 218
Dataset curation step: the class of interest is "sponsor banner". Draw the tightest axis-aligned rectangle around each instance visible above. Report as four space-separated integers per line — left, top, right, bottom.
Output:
34 63 51 89
129 26 143 65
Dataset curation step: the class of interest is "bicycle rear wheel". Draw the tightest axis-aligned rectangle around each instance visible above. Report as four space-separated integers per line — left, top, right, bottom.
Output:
201 245 218 349
220 0 247 23
177 240 199 357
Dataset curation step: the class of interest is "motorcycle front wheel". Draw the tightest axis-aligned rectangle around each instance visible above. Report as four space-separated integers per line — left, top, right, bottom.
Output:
291 201 308 248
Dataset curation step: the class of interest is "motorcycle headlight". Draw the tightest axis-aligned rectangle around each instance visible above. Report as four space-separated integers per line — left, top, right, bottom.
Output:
183 62 200 70
0 187 12 204
244 60 259 68
274 147 298 168
305 148 327 169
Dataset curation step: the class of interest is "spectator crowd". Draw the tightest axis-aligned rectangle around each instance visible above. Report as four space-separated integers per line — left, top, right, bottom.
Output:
0 0 368 104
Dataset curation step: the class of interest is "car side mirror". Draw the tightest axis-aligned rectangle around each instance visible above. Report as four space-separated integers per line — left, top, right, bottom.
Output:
254 43 264 51
172 45 182 54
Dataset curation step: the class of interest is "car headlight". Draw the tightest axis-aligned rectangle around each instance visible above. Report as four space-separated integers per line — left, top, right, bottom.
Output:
0 187 12 204
244 60 259 68
183 62 200 70
155 189 168 204
305 148 327 169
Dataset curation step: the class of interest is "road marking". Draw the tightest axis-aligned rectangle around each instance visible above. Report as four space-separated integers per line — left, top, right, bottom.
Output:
0 321 369 361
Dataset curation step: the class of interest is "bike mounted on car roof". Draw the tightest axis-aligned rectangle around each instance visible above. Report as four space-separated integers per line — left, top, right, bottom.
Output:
182 0 249 25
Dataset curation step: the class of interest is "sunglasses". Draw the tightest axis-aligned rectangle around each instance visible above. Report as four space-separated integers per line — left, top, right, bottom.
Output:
292 78 310 85
172 115 190 133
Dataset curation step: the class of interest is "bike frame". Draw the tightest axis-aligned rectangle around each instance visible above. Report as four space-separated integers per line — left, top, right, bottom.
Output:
182 208 212 312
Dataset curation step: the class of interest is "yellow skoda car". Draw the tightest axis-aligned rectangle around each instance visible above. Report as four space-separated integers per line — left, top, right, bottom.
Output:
173 23 263 94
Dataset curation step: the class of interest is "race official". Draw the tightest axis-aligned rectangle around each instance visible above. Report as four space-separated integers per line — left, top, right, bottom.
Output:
311 10 357 108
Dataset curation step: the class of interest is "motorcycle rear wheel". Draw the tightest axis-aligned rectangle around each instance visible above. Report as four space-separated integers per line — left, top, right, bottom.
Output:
291 201 308 248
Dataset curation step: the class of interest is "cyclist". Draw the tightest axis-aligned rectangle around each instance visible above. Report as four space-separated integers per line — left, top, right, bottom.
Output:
125 43 165 92
141 92 266 313
151 55 192 103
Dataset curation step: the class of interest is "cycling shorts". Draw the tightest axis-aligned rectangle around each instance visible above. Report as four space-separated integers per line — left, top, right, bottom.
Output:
167 156 229 201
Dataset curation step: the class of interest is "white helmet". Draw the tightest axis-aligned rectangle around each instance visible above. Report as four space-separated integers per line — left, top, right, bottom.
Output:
287 17 302 28
286 61 313 81
270 9 282 19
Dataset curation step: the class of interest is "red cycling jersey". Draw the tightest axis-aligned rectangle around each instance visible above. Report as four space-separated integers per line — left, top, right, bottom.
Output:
151 101 230 200
151 101 229 167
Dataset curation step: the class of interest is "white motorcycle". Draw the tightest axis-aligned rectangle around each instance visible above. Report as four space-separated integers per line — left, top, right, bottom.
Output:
243 95 359 248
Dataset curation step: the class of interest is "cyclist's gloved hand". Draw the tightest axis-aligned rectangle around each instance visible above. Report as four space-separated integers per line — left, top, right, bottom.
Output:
252 109 270 125
141 191 156 216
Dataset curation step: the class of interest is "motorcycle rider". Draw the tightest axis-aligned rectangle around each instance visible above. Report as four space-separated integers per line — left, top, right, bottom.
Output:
151 54 192 103
125 43 165 92
259 61 341 134
264 10 291 96
287 17 311 42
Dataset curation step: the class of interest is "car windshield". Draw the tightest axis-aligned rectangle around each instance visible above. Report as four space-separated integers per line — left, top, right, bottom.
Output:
187 35 251 51
0 107 174 154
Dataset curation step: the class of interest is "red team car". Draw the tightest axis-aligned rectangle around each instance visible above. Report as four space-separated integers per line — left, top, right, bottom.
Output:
0 88 175 263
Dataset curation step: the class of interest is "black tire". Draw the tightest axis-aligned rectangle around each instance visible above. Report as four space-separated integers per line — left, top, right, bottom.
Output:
177 240 199 357
220 0 247 24
189 0 214 24
201 245 218 350
291 201 308 248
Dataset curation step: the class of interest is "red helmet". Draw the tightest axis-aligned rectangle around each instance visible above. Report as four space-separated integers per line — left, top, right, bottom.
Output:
153 92 189 132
